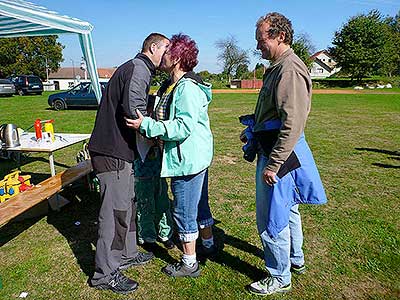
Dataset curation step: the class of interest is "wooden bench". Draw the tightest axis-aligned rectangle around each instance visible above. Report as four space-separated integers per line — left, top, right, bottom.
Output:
0 159 92 227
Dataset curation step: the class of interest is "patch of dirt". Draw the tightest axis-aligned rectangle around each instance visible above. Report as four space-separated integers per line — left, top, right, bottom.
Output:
213 154 238 165
340 277 391 299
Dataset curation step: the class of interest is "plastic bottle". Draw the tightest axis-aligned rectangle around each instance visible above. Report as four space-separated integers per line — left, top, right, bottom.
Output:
34 119 42 140
44 119 55 142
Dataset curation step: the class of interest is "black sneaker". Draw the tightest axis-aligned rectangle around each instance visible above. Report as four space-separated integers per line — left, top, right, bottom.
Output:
161 239 175 250
140 242 158 252
92 270 138 294
197 244 218 257
290 264 306 275
162 261 201 277
119 252 154 270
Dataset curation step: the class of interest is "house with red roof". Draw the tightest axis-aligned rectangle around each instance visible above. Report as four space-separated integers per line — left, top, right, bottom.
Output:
309 50 341 78
49 67 116 90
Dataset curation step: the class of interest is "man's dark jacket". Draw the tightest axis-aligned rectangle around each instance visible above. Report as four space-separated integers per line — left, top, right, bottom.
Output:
88 53 155 168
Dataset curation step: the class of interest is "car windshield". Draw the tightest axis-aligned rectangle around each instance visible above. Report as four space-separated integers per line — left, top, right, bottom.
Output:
70 82 91 92
0 79 12 84
28 77 42 84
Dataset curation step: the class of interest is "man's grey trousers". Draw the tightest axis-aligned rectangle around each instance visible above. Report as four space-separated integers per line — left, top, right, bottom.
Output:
91 161 138 285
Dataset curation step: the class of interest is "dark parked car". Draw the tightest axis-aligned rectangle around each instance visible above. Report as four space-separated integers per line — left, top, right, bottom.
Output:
9 75 43 95
48 81 107 110
0 79 15 96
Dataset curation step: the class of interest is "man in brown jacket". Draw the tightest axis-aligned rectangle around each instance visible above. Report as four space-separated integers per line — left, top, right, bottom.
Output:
246 12 327 296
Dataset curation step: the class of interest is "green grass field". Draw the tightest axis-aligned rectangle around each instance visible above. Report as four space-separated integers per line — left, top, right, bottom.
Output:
0 91 399 299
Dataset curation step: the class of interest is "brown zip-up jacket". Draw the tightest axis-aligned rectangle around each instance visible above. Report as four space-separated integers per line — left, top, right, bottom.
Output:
254 48 312 173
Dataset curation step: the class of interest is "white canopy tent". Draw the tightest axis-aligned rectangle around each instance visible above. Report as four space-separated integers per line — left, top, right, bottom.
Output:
0 0 101 102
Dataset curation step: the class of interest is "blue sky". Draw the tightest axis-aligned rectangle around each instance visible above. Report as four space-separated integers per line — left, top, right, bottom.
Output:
34 0 398 73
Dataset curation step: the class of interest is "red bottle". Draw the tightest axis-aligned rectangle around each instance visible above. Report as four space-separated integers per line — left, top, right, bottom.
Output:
34 119 42 140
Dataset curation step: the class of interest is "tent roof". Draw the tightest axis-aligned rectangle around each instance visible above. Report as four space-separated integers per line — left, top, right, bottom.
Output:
0 0 102 102
0 0 92 37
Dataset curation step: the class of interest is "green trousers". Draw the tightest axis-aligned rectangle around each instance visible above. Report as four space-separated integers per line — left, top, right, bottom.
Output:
134 148 172 243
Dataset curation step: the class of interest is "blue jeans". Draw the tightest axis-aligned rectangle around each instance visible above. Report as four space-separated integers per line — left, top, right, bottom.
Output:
171 169 207 242
197 169 214 229
256 154 304 285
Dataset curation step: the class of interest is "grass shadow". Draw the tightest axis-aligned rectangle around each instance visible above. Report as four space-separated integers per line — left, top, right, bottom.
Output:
0 211 44 247
47 187 99 277
140 242 176 265
355 148 400 156
0 154 71 178
197 221 265 281
355 147 400 168
371 163 400 169
46 183 176 278
45 107 98 111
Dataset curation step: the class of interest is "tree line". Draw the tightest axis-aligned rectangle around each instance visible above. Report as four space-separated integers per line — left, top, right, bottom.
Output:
331 10 399 81
0 10 398 84
211 10 400 83
0 36 63 80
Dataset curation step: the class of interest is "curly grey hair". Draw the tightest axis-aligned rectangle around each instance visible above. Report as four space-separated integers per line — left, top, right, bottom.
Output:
256 12 294 45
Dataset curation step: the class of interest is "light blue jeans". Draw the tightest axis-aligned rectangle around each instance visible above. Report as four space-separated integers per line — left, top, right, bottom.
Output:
256 154 304 285
197 169 214 229
171 169 207 242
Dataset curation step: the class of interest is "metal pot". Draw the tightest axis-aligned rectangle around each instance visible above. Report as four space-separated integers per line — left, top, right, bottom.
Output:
0 124 20 148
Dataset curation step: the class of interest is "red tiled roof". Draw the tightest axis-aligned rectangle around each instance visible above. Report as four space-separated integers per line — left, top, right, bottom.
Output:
310 50 333 60
49 67 116 79
97 68 115 78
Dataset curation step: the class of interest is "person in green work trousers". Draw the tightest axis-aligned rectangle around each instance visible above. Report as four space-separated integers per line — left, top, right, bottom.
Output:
134 95 174 250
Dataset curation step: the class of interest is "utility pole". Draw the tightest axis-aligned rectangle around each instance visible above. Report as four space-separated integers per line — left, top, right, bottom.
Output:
45 57 49 82
80 57 87 80
70 58 76 80
253 67 256 89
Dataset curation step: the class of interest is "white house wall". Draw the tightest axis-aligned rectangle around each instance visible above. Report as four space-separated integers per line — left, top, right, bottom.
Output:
49 78 109 90
310 62 331 78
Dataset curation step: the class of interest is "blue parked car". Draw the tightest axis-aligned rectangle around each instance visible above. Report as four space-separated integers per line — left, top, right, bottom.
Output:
48 81 107 110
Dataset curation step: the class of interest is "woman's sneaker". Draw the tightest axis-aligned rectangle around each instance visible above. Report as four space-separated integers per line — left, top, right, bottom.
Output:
197 244 218 258
248 277 291 296
162 261 201 277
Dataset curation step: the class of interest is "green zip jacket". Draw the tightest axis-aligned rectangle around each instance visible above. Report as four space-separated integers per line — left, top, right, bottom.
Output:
140 78 213 177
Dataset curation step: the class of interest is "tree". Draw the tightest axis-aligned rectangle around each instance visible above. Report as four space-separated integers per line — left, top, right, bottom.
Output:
197 70 213 82
0 36 64 80
152 70 169 86
215 35 249 82
235 63 250 79
254 63 265 79
383 11 400 76
331 10 395 81
292 33 315 69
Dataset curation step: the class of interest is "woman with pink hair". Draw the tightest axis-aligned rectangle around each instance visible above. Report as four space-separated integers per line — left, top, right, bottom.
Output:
126 34 215 277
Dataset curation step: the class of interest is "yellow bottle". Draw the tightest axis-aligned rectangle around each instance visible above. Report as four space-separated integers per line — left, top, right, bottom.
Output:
44 120 55 142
